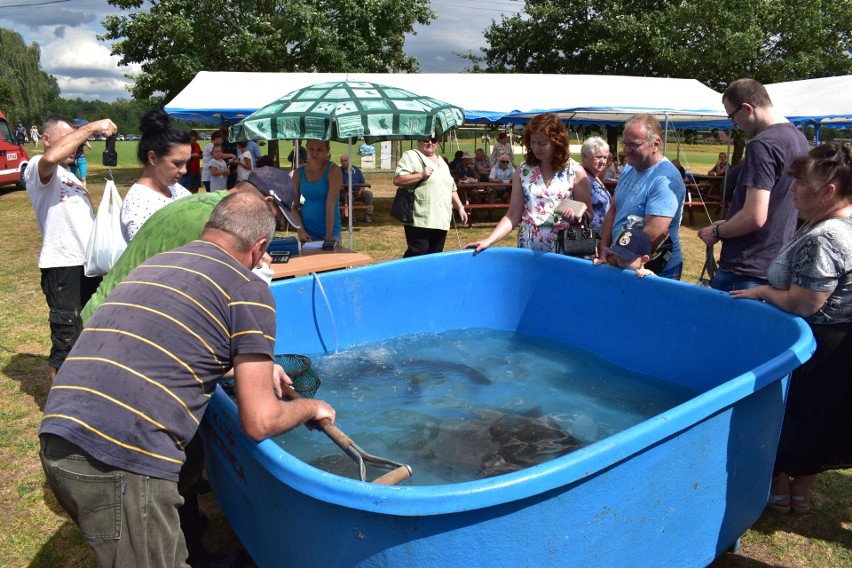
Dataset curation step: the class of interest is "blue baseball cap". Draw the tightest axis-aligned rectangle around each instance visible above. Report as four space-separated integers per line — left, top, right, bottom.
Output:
608 228 652 261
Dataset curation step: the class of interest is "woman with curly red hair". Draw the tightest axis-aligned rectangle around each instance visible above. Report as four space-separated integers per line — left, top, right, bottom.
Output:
467 113 591 253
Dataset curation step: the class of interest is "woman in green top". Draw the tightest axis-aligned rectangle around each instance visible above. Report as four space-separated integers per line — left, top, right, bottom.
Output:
393 136 468 257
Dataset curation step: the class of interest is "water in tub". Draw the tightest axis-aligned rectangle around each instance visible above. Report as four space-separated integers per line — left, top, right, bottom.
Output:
271 328 697 485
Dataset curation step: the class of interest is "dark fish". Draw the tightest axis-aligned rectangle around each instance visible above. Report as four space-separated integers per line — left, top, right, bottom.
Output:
397 358 493 385
478 408 582 478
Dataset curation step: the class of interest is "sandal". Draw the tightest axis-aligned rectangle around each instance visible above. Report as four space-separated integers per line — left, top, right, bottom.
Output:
768 493 791 514
791 494 810 514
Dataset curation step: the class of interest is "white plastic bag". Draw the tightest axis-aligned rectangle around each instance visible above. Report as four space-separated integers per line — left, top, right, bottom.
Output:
84 180 127 277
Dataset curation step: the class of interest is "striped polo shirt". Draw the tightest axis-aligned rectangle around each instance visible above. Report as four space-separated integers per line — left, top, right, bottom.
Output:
40 240 276 482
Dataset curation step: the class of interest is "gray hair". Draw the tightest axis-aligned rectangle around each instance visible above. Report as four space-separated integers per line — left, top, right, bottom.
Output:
581 136 609 159
203 192 276 252
624 113 663 144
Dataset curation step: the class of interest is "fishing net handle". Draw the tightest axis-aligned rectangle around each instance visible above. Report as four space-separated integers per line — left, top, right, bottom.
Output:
279 384 412 485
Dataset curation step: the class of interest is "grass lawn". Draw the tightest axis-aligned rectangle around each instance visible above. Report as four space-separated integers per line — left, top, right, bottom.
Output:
0 144 848 567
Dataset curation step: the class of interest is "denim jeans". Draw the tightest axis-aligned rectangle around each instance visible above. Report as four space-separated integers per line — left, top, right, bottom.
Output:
711 267 769 292
40 434 189 567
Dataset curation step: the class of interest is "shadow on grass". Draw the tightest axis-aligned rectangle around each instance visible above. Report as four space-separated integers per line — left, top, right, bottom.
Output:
747 470 852 548
28 481 95 568
711 470 852 567
3 352 51 410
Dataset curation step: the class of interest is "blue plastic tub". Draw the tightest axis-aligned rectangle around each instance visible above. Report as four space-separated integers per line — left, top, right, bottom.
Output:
201 248 814 567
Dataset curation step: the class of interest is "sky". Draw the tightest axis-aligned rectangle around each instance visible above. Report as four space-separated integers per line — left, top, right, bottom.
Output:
0 0 524 103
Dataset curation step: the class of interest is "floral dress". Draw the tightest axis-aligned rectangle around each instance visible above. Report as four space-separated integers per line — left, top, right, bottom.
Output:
517 159 579 251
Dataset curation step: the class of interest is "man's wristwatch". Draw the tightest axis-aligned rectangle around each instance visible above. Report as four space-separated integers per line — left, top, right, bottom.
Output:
711 224 722 240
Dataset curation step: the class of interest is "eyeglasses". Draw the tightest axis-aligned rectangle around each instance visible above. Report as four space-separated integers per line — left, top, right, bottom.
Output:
727 104 744 121
622 140 649 151
425 138 439 143
499 161 509 164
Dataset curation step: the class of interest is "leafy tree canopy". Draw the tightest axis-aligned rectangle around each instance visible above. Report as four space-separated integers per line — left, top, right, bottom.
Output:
102 0 436 101
0 29 60 126
51 97 160 136
475 0 852 90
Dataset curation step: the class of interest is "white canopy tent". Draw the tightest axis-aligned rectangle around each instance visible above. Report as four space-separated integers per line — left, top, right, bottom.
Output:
765 75 852 140
165 72 729 128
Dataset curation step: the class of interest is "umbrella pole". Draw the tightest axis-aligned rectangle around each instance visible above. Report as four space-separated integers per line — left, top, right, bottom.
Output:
347 138 353 249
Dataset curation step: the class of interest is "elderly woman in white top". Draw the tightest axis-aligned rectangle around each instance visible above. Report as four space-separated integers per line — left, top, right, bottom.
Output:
120 109 191 241
580 137 613 234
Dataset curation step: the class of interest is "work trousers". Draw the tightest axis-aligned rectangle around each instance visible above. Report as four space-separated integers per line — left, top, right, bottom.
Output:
40 266 101 370
40 434 189 568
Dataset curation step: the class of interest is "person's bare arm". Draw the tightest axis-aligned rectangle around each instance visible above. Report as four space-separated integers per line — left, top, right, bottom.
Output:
730 283 833 318
597 195 617 257
39 119 117 183
571 169 593 217
451 190 468 226
467 168 523 253
698 186 769 245
233 354 335 442
325 165 343 240
643 214 673 250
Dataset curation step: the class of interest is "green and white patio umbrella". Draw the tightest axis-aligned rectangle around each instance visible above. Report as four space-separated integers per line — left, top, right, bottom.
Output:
230 80 466 248
229 80 465 143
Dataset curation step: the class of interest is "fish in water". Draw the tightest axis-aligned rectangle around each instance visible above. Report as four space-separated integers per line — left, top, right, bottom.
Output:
478 407 582 478
396 358 493 386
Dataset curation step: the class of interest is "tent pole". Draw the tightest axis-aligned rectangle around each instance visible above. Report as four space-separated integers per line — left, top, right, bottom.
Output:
721 135 733 218
347 138 353 249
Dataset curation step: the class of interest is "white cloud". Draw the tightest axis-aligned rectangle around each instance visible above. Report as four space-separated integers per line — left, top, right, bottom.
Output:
39 26 139 101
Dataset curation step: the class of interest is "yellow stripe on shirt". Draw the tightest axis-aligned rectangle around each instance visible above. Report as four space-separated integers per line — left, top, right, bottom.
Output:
42 413 184 465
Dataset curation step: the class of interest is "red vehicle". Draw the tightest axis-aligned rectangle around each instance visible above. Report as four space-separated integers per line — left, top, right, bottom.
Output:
0 111 30 189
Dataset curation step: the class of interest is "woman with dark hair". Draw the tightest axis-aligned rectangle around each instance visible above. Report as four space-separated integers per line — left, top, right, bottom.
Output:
731 143 852 515
467 113 591 253
120 109 192 241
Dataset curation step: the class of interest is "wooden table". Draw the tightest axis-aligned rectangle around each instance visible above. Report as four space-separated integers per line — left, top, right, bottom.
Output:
270 246 374 279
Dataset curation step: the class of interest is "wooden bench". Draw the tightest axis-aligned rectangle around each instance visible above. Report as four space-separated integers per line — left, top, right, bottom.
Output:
461 203 510 225
339 204 374 219
683 198 722 225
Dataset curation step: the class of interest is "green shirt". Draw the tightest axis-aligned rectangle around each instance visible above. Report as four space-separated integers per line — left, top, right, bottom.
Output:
81 190 229 324
395 149 456 231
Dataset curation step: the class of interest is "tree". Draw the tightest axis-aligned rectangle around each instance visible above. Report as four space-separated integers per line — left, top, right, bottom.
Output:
0 29 60 126
475 0 852 90
474 0 851 163
52 97 158 136
101 0 436 101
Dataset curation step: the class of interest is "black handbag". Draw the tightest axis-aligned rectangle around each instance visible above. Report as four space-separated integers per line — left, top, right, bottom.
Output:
556 215 596 257
390 186 417 223
391 152 428 224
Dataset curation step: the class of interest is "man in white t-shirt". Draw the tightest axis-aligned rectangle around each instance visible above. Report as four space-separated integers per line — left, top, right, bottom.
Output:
25 114 118 380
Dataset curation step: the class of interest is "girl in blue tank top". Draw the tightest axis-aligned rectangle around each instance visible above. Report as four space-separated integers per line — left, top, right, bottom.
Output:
292 140 342 242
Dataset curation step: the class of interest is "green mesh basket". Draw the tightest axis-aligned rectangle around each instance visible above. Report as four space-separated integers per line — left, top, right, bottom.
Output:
218 354 321 399
275 354 322 398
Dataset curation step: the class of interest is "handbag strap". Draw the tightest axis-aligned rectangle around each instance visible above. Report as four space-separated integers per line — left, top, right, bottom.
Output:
406 151 430 192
